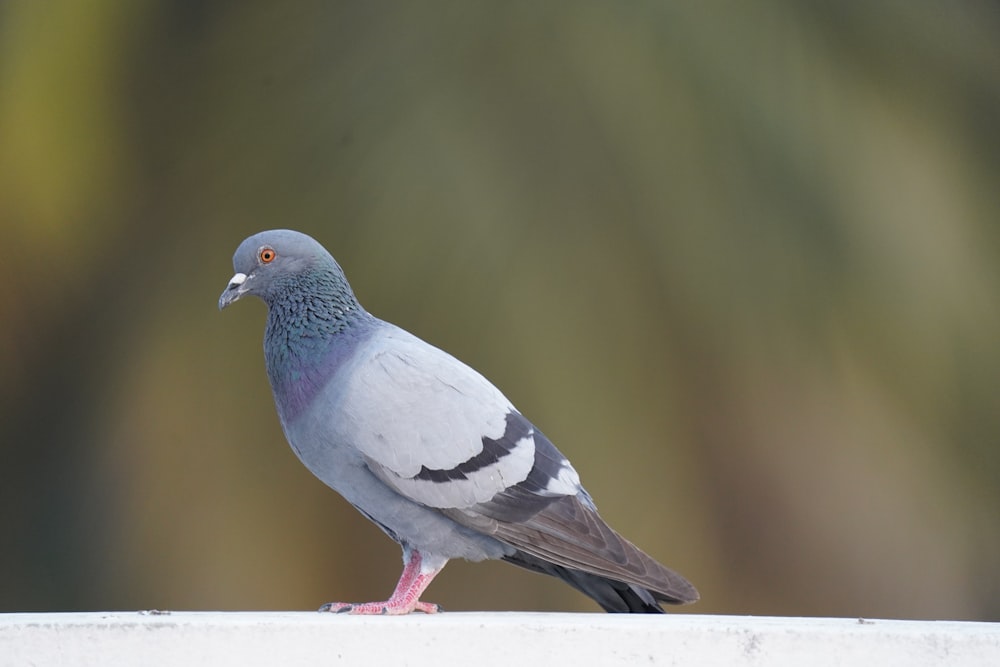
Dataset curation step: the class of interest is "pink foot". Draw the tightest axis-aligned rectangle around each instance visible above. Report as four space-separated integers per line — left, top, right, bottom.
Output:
319 548 443 616
318 598 440 615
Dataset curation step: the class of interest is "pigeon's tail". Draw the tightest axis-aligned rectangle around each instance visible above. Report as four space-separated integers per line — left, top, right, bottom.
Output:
503 551 671 613
491 495 699 612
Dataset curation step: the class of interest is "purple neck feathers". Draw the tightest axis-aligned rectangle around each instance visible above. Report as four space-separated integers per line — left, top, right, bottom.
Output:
262 268 374 422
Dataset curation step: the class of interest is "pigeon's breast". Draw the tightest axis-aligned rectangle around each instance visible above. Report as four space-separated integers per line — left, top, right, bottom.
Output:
268 323 379 426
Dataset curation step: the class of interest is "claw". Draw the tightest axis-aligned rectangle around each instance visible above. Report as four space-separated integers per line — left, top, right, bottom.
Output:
317 548 443 616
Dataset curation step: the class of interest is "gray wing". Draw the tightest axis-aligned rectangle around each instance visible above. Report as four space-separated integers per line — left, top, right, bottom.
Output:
336 325 583 509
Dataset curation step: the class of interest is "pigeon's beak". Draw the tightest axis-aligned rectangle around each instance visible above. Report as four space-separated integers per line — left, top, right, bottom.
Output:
219 272 250 310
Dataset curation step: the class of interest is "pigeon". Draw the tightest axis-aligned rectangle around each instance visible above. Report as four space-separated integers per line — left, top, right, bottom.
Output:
219 229 698 614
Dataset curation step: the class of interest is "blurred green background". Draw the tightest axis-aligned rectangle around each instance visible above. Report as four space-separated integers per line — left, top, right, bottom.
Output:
1 1 998 620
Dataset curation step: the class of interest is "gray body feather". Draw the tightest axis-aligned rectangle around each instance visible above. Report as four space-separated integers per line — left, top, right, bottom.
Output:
278 322 518 566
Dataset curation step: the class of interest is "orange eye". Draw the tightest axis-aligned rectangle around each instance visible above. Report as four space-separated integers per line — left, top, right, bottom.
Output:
259 248 276 263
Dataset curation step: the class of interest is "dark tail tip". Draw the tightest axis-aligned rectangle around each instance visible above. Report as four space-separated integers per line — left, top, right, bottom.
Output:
503 551 696 613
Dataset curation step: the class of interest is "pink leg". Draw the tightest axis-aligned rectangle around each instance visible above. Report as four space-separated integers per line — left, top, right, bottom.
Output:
319 548 444 615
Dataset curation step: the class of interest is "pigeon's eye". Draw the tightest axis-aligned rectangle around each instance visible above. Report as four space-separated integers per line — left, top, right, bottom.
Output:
259 248 276 263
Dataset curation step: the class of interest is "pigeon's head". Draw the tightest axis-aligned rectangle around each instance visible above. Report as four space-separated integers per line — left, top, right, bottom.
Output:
218 229 342 310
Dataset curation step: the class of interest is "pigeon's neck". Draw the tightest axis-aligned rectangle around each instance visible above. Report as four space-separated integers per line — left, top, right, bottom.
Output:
263 270 374 421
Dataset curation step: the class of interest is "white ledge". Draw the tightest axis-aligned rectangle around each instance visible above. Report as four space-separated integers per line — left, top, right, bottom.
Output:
1 612 998 667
